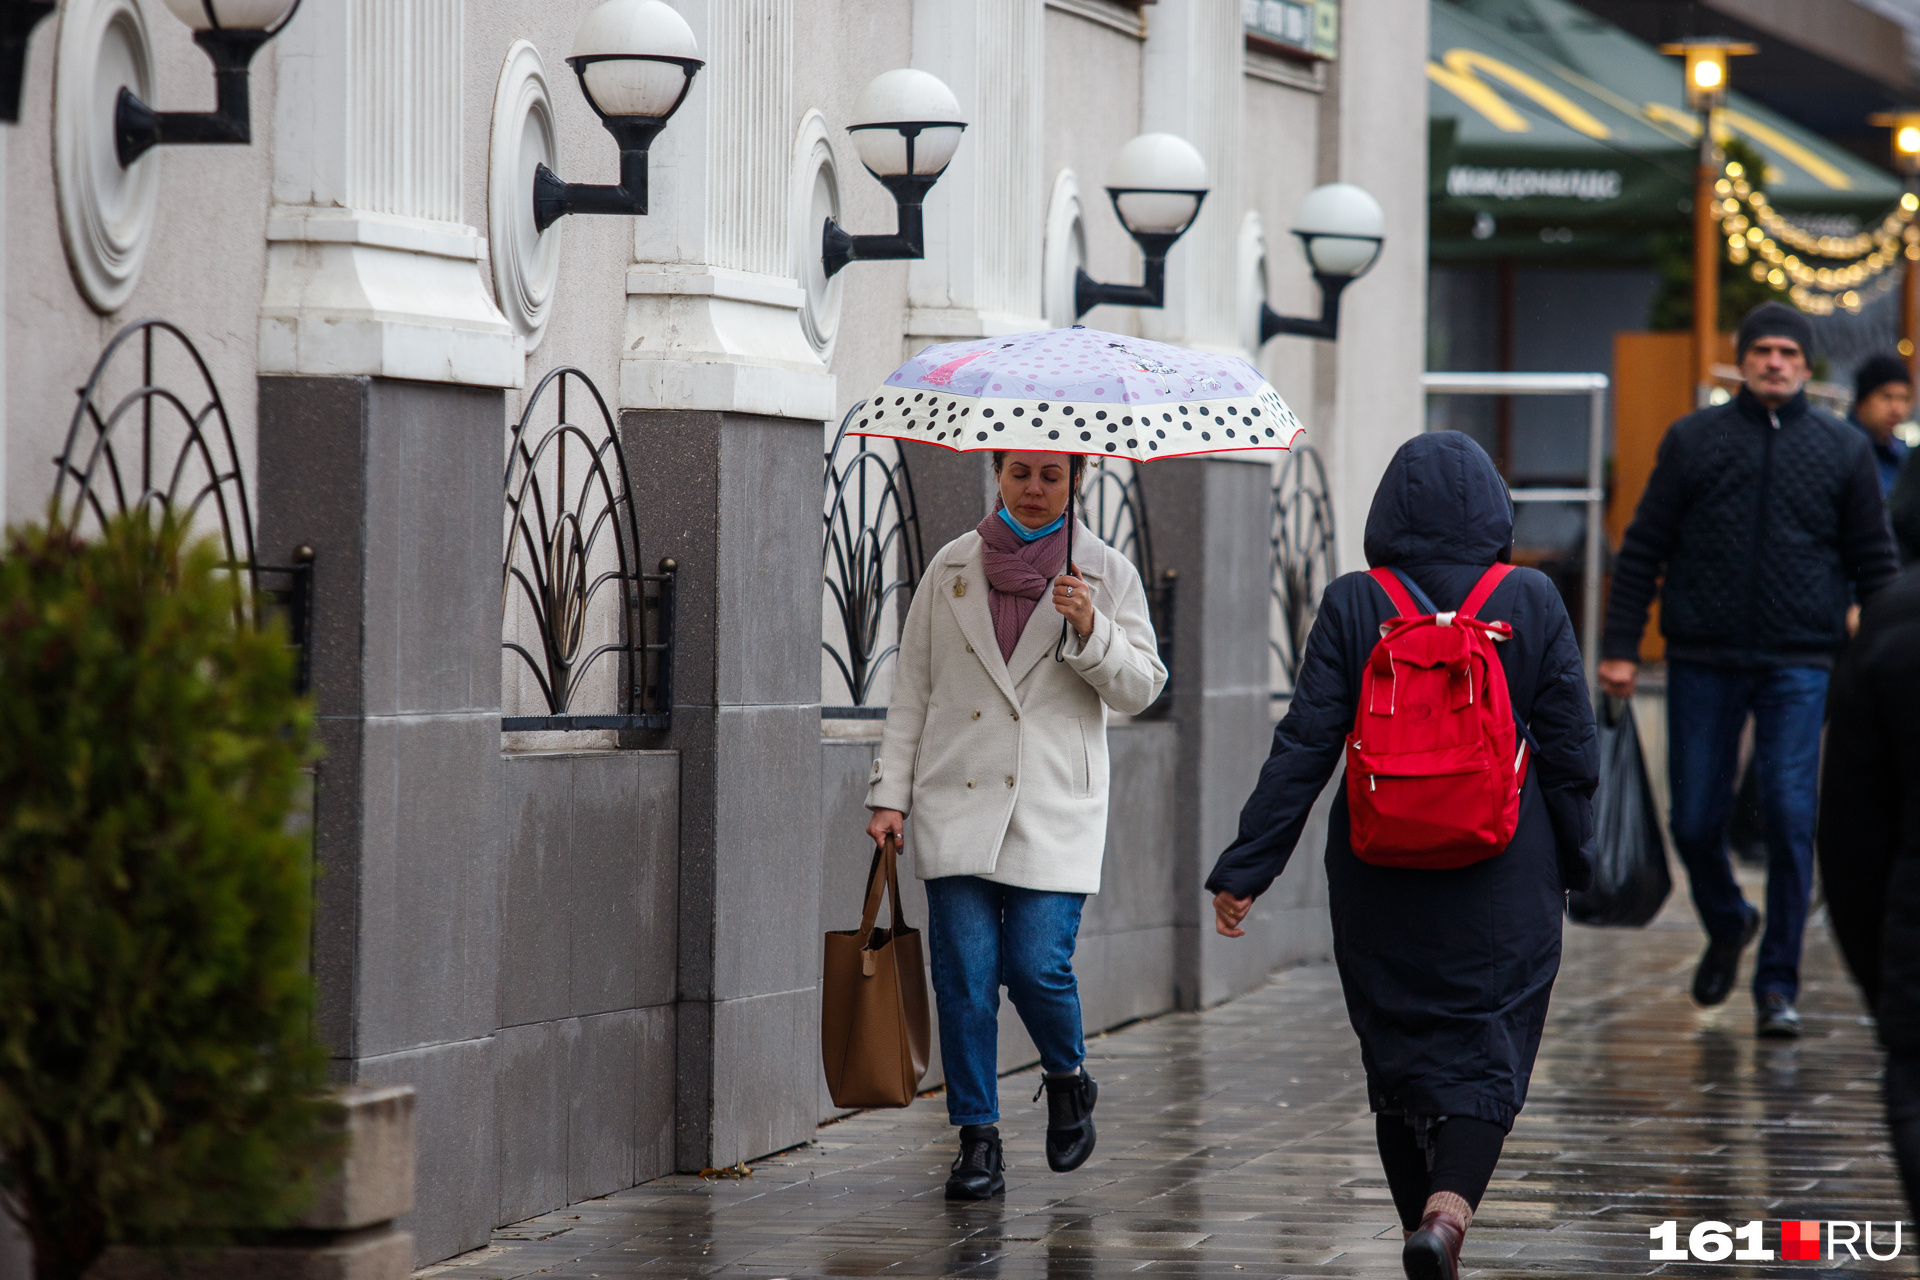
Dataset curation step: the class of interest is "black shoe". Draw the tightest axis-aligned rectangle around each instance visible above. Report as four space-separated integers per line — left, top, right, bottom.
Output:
1757 992 1802 1039
1692 908 1761 1007
945 1124 1004 1200
1041 1070 1098 1173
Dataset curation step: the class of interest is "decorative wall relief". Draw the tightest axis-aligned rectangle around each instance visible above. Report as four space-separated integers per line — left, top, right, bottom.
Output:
55 0 158 312
488 39 562 350
790 109 842 360
1041 168 1085 330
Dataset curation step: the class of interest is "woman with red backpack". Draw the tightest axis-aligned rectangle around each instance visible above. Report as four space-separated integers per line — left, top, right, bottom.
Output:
1209 432 1598 1280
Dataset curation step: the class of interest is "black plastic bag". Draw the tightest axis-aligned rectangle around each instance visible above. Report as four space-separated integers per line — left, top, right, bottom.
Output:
1567 698 1672 927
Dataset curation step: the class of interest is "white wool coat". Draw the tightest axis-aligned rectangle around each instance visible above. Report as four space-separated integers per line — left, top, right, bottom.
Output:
865 523 1168 894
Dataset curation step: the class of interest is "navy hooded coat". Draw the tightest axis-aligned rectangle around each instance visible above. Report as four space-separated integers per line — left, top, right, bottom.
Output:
1207 433 1598 1129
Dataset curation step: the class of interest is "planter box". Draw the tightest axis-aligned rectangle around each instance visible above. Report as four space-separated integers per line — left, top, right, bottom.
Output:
88 1228 410 1280
87 1085 416 1280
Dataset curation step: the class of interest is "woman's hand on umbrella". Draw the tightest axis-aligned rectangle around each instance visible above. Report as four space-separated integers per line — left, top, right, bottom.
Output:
1052 565 1094 639
867 808 904 848
1214 891 1253 938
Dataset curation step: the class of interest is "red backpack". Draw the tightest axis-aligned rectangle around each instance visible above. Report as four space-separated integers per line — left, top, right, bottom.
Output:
1345 565 1526 869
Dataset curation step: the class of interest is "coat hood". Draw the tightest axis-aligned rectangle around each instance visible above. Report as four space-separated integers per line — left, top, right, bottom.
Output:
1363 431 1514 568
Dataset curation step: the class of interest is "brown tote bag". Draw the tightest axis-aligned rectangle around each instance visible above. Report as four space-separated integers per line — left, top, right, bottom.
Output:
821 835 931 1109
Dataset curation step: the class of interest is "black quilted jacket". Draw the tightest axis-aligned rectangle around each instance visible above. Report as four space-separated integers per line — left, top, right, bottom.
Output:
1603 387 1899 668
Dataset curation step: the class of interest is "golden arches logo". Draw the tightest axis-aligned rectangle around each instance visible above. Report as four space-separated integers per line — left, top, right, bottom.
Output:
1427 48 1611 139
1642 102 1852 190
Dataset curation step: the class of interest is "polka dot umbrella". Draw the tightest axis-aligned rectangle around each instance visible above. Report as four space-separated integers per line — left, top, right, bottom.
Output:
849 324 1303 461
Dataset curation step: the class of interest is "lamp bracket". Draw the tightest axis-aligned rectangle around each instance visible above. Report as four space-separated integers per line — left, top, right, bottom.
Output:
821 171 939 277
534 137 653 233
114 26 273 166
1259 271 1355 344
1072 227 1182 318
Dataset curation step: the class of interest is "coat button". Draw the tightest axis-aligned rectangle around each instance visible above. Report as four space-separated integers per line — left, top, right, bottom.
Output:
1005 776 1015 787
967 779 976 789
1011 711 1020 721
965 643 973 653
971 710 980 720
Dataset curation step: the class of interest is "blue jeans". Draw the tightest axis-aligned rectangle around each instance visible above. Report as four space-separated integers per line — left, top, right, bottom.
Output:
924 876 1087 1127
1666 662 1828 1001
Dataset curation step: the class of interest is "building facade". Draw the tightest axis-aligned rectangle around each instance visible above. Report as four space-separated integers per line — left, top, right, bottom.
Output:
0 0 1426 1264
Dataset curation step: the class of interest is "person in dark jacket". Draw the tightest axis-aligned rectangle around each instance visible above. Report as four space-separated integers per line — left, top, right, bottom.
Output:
1209 433 1597 1280
1890 452 1920 566
1817 560 1920 1225
1850 353 1913 497
1598 302 1899 1038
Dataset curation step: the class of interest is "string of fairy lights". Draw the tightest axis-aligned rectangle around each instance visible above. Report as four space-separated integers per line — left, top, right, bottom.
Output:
1714 159 1920 315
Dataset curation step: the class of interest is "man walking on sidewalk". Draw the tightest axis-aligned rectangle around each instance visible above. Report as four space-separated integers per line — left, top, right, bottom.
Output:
1849 353 1913 496
1598 302 1898 1038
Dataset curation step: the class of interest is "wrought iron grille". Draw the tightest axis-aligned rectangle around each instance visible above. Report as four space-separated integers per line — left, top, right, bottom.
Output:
502 366 675 732
823 400 925 718
49 318 314 690
1269 445 1337 700
1075 458 1174 713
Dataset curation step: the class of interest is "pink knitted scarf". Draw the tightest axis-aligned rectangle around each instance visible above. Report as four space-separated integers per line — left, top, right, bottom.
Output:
975 504 1069 662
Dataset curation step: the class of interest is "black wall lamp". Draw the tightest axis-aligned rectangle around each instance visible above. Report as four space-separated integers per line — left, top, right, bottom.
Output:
1259 182 1385 343
0 1 53 124
533 0 703 232
114 0 301 167
1074 132 1210 318
822 69 966 277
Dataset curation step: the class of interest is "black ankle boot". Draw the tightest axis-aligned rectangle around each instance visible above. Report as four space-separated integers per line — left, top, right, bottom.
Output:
1042 1070 1098 1172
946 1124 1004 1200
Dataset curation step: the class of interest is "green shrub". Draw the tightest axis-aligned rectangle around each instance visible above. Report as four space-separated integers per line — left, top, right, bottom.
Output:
0 512 333 1280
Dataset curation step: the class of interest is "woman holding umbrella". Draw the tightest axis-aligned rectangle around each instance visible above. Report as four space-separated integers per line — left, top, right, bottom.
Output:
863 446 1166 1200
853 325 1298 1199
1208 433 1597 1280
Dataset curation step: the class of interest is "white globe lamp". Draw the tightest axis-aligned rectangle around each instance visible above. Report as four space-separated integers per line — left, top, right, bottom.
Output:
823 69 968 277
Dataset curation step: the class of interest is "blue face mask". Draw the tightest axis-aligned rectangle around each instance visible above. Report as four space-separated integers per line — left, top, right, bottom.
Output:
997 506 1066 542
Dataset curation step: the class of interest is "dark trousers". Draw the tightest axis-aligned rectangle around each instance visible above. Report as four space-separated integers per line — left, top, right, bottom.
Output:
1666 662 1828 1000
1886 1053 1920 1234
1374 1115 1507 1231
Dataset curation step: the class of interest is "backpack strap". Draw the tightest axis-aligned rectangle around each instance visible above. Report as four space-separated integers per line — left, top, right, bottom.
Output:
1367 567 1425 619
1388 568 1439 614
1458 563 1516 621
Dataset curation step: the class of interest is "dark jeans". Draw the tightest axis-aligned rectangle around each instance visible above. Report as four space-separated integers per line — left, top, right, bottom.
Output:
924 875 1086 1127
1666 661 1828 1001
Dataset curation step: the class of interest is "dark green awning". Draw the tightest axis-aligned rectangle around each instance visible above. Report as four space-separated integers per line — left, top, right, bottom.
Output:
1429 0 1905 261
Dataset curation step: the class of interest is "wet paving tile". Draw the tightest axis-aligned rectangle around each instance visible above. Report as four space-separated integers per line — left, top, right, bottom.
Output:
420 885 1908 1278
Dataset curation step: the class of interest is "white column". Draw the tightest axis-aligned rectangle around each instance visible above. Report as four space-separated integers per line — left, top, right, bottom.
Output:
259 0 520 387
1139 0 1244 355
905 0 1046 345
622 0 834 419
1327 0 1429 558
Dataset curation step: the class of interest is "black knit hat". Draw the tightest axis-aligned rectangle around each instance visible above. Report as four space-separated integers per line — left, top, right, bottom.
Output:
1735 301 1814 361
1854 353 1912 404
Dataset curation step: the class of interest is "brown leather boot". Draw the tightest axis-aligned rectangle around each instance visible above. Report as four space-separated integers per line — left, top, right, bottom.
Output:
1401 1204 1467 1280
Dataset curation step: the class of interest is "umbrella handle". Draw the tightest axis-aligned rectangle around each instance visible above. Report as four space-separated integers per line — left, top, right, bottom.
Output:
1053 513 1075 663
